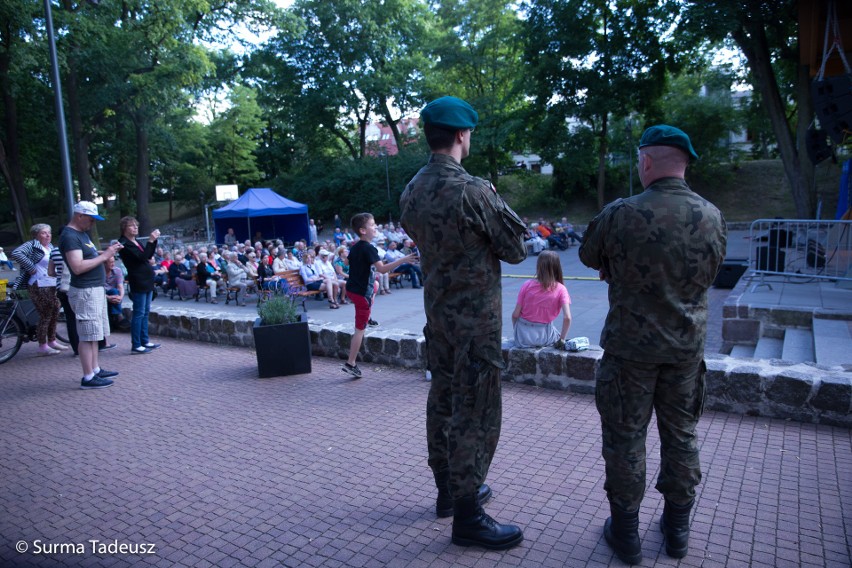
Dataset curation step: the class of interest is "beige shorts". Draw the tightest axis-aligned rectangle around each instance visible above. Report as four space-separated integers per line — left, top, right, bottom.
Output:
68 286 109 342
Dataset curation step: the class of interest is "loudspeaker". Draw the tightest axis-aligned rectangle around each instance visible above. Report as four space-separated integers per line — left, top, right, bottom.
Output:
812 74 852 144
756 246 786 272
713 259 748 288
806 126 833 164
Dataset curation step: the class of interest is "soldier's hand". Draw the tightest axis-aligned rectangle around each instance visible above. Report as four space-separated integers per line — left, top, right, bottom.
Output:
554 339 565 350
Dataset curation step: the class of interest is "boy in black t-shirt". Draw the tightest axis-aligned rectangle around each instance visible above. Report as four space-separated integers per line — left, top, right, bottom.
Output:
342 213 415 378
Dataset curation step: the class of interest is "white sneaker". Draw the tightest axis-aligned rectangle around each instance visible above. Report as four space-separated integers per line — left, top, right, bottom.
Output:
37 345 60 356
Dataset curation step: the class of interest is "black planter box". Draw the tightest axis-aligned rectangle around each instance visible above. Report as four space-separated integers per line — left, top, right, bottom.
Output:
252 314 312 378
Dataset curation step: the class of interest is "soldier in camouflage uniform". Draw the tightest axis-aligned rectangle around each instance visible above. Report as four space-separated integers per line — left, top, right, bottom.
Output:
399 96 527 551
579 125 727 563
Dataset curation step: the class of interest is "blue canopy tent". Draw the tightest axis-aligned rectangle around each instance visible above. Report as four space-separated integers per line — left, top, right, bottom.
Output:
212 188 309 245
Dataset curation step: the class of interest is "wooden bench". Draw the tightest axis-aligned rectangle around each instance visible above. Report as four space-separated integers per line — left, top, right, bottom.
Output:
280 269 322 312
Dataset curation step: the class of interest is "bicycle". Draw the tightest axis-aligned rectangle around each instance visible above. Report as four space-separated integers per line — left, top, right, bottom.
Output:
0 289 69 364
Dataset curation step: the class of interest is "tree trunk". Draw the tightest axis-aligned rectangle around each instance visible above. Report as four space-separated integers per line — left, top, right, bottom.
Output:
488 144 499 189
795 63 816 212
596 114 609 210
65 60 94 202
380 100 403 151
733 25 812 218
134 115 151 234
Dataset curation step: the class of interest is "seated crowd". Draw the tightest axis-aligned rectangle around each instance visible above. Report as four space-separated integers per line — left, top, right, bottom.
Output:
114 222 425 308
523 217 584 256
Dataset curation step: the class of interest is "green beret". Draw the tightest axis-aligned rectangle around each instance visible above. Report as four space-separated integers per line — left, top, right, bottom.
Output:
421 96 478 130
639 124 699 161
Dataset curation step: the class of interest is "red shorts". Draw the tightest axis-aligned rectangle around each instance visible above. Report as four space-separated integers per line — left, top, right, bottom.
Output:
347 290 372 330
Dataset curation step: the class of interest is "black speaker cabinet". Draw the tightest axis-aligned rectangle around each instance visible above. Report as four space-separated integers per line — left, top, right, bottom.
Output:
806 126 833 164
713 259 748 288
756 246 786 272
812 74 852 144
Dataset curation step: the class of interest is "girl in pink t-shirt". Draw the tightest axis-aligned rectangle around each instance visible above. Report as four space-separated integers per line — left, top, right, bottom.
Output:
511 251 572 348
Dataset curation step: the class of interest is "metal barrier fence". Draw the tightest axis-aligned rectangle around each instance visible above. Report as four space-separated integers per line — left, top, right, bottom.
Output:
747 219 852 286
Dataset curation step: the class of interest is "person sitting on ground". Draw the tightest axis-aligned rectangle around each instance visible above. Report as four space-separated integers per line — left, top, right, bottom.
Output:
524 224 547 256
313 249 343 308
384 241 424 289
560 217 583 245
104 255 130 332
196 252 221 304
224 251 249 306
511 250 572 348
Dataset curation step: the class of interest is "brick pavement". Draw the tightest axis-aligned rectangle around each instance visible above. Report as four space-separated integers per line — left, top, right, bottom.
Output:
1 338 850 567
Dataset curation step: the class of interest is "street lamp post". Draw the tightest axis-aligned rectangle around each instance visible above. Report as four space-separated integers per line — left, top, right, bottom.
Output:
44 0 75 220
382 152 391 224
625 118 634 197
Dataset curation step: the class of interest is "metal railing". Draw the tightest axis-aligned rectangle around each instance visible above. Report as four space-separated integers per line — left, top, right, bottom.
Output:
747 219 852 288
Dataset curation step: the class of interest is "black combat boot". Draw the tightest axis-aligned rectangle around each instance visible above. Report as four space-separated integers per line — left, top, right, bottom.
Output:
451 495 523 550
603 503 642 565
434 469 492 518
659 500 693 558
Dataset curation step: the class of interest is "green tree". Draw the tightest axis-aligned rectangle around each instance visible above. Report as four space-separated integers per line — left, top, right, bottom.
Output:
427 0 529 186
261 0 434 160
525 0 677 209
679 0 815 217
0 0 41 238
207 84 264 191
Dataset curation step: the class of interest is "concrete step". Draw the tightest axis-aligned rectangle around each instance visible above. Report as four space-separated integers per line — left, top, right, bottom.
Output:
782 328 815 363
730 344 756 358
813 318 852 367
753 337 784 360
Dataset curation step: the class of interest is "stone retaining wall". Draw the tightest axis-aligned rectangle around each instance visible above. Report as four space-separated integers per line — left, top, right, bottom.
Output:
147 308 852 428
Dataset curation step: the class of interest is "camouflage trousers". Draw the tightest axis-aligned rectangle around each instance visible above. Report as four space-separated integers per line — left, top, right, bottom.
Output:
424 326 505 499
595 352 707 512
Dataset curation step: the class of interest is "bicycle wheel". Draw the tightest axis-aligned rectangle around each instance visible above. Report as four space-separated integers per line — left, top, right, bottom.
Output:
55 306 70 344
0 314 24 364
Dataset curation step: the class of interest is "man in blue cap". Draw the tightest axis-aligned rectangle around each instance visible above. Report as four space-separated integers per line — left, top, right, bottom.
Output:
579 125 727 563
400 96 527 550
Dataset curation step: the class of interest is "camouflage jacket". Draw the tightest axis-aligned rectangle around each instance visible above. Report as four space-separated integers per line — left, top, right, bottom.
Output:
400 153 527 337
579 177 727 363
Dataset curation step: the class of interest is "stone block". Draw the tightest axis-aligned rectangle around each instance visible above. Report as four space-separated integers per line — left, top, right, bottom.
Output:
537 350 564 378
383 338 400 357
507 349 537 378
722 319 761 343
319 328 337 349
398 337 419 360
811 375 852 413
365 335 384 356
564 351 599 381
717 366 763 404
765 371 814 407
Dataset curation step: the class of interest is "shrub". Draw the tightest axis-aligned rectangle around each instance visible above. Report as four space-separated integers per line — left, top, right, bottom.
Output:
257 295 299 326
